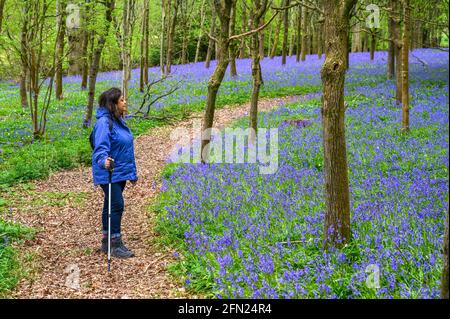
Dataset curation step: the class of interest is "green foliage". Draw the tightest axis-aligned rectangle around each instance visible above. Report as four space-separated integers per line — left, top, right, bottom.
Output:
0 220 35 296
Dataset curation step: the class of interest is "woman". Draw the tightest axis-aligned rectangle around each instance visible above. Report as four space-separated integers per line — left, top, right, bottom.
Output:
92 87 138 258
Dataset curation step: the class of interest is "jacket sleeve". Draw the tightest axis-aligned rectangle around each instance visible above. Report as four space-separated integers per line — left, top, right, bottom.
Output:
93 118 111 169
132 142 139 181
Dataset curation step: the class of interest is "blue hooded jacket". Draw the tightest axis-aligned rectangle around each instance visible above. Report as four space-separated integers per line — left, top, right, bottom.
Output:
92 107 138 186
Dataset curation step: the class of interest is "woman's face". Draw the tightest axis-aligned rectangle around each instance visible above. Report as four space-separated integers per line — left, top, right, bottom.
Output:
117 95 127 115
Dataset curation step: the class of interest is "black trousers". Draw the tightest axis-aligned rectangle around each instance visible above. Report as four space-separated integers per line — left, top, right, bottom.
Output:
100 181 126 236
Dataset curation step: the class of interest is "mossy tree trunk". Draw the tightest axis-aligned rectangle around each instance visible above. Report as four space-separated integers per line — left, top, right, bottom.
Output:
321 0 356 247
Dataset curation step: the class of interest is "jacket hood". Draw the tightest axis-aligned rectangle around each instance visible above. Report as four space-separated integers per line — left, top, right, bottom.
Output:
96 107 111 119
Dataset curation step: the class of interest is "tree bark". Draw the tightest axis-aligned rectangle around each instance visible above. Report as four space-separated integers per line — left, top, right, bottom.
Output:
194 0 206 63
351 22 361 52
370 29 376 60
160 0 166 75
121 0 135 101
311 19 317 56
392 0 402 104
296 5 302 62
248 0 268 142
140 0 147 92
259 15 265 60
281 0 290 65
80 0 92 91
143 0 149 85
362 29 369 52
20 1 29 108
201 0 234 163
67 1 83 75
84 0 114 128
401 0 410 132
205 3 216 68
82 31 94 90
289 5 295 56
165 0 179 75
239 0 247 59
300 6 308 61
321 0 356 247
0 0 5 33
344 32 349 70
387 0 395 79
55 0 66 100
180 0 190 65
269 5 282 58
229 0 238 77
317 22 323 59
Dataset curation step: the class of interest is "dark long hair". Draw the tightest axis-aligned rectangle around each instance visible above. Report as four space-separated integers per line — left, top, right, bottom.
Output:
98 87 122 119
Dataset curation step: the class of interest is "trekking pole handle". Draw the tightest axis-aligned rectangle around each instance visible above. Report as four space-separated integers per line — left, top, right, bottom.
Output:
107 157 115 172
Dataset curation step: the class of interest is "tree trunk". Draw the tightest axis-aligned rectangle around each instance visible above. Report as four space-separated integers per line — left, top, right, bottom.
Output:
55 0 66 100
239 1 247 59
229 0 237 77
205 3 216 68
143 0 149 85
121 0 134 101
300 6 308 61
259 16 265 60
160 0 166 75
269 7 282 58
249 0 268 142
82 31 93 90
289 10 295 56
401 0 410 132
387 0 395 79
194 0 206 63
308 19 313 55
317 22 323 59
281 0 290 65
84 0 114 128
393 0 402 104
344 32 349 70
311 19 317 56
24 0 55 138
321 0 356 247
296 5 302 62
442 209 449 299
20 2 29 108
165 0 179 75
370 30 376 60
180 0 190 65
351 22 361 52
201 0 234 163
80 1 91 91
67 1 83 75
0 0 5 33
140 0 147 92
362 30 369 52
415 20 423 49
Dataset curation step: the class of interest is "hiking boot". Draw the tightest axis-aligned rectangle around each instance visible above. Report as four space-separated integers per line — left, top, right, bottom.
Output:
101 237 108 253
111 236 135 258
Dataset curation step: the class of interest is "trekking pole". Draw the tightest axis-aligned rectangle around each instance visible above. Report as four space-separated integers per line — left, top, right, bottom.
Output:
107 158 115 273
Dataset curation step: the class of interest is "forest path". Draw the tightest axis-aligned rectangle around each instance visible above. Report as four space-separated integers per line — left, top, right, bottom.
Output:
8 95 302 298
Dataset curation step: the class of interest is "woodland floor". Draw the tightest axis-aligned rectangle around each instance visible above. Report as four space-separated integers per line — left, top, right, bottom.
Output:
4 95 302 298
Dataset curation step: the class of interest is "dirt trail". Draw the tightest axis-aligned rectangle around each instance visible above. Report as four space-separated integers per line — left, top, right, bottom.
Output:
8 96 300 298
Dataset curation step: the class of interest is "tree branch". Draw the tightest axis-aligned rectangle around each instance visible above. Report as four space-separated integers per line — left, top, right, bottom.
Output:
229 11 279 41
272 0 323 14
